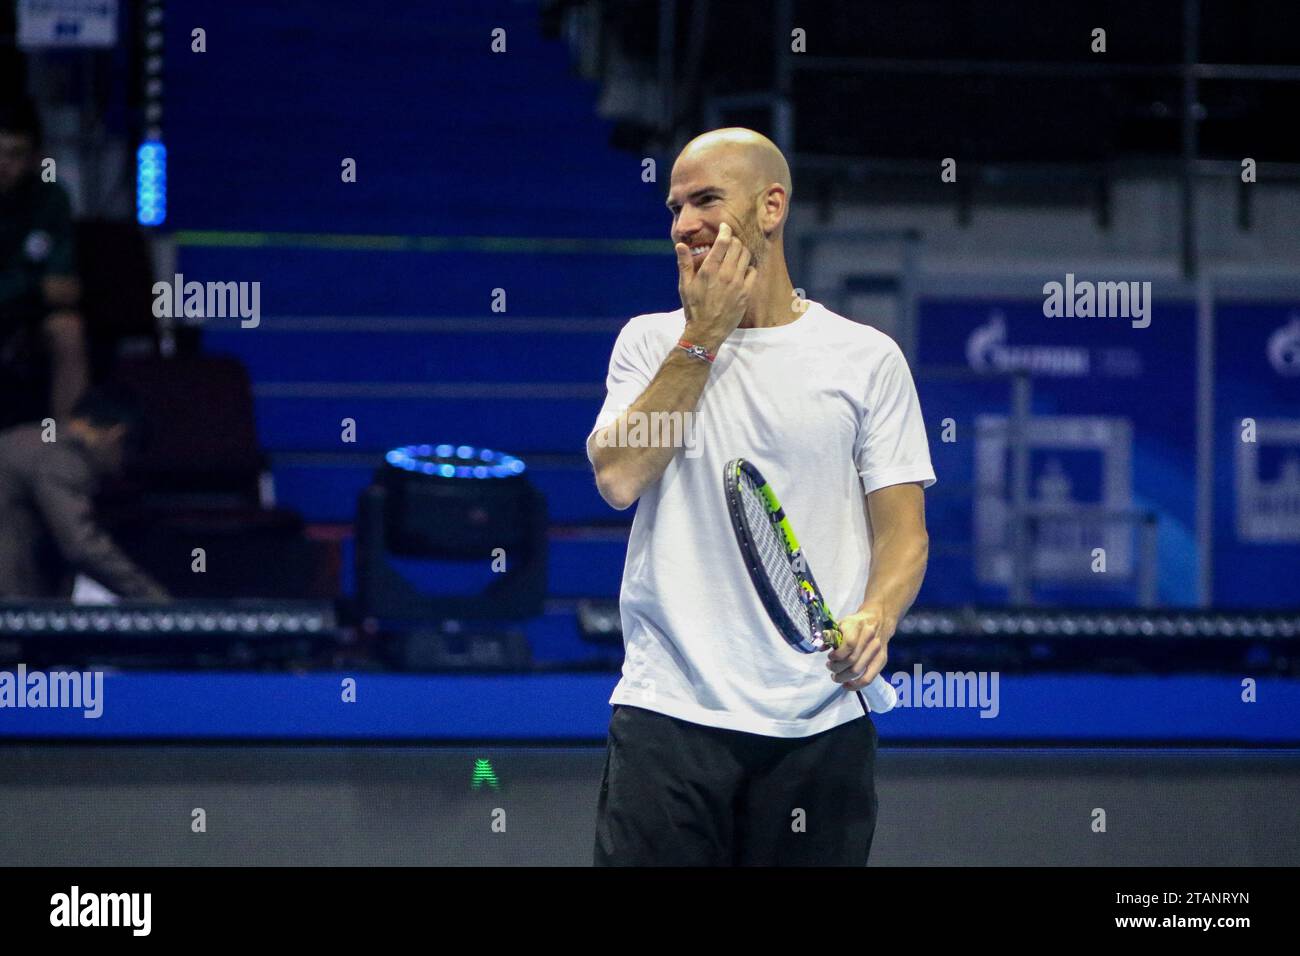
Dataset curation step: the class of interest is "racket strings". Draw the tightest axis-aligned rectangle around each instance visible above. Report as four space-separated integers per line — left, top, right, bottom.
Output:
738 475 817 639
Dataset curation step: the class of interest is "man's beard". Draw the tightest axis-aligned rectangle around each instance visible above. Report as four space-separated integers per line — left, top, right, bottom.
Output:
734 211 767 271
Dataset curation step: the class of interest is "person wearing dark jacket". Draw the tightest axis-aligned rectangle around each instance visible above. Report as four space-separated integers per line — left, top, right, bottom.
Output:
0 95 89 430
0 387 169 600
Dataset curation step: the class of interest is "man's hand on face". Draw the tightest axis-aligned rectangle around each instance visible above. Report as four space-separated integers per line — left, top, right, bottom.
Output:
674 222 757 353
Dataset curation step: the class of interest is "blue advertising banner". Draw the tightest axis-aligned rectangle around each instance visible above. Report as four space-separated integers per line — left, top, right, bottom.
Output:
0 671 1295 743
1213 301 1300 608
916 295 1199 607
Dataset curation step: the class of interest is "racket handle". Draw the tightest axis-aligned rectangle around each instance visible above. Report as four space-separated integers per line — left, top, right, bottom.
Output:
859 675 898 714
824 626 897 714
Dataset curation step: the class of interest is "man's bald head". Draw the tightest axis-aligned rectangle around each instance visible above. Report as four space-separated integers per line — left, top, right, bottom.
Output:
675 127 792 199
667 128 794 270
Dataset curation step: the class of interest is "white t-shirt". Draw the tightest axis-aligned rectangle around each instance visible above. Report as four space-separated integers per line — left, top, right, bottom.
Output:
587 300 937 737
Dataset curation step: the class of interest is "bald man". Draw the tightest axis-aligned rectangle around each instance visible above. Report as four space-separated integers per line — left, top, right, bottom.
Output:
587 128 935 866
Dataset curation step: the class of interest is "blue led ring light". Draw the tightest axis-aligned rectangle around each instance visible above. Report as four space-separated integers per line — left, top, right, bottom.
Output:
384 444 526 479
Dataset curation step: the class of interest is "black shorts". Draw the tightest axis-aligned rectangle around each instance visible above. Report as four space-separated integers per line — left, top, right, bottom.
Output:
593 703 879 866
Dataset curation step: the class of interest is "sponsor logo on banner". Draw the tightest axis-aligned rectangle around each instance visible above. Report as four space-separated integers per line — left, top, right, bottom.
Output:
1267 315 1300 377
965 312 1141 379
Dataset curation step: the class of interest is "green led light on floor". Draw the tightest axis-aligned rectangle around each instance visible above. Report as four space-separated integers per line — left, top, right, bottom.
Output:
471 758 500 790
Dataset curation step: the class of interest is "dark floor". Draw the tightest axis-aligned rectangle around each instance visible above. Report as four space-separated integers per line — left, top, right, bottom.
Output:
1 746 1297 865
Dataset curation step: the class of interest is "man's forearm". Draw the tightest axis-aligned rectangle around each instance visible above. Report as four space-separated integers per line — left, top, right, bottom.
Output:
589 348 713 510
859 528 929 632
36 477 170 600
64 525 169 600
42 274 81 309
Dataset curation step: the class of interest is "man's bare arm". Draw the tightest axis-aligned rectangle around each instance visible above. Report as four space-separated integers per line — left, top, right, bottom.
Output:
589 222 756 510
859 481 929 624
587 349 714 510
42 274 81 309
828 481 930 690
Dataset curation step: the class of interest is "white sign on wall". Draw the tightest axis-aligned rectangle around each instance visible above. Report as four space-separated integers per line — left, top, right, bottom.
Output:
1237 418 1300 544
18 0 119 49
974 414 1135 585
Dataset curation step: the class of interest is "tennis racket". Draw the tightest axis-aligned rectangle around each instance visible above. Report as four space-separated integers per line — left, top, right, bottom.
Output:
723 457 898 715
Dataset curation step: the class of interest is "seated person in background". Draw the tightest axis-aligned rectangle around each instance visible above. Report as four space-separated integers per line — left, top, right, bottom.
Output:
0 386 170 600
0 95 88 430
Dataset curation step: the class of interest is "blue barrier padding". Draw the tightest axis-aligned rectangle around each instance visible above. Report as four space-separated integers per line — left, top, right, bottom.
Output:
1 673 1296 743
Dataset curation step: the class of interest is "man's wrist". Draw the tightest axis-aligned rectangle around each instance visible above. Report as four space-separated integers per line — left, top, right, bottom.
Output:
681 324 724 354
676 338 716 364
855 600 899 638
